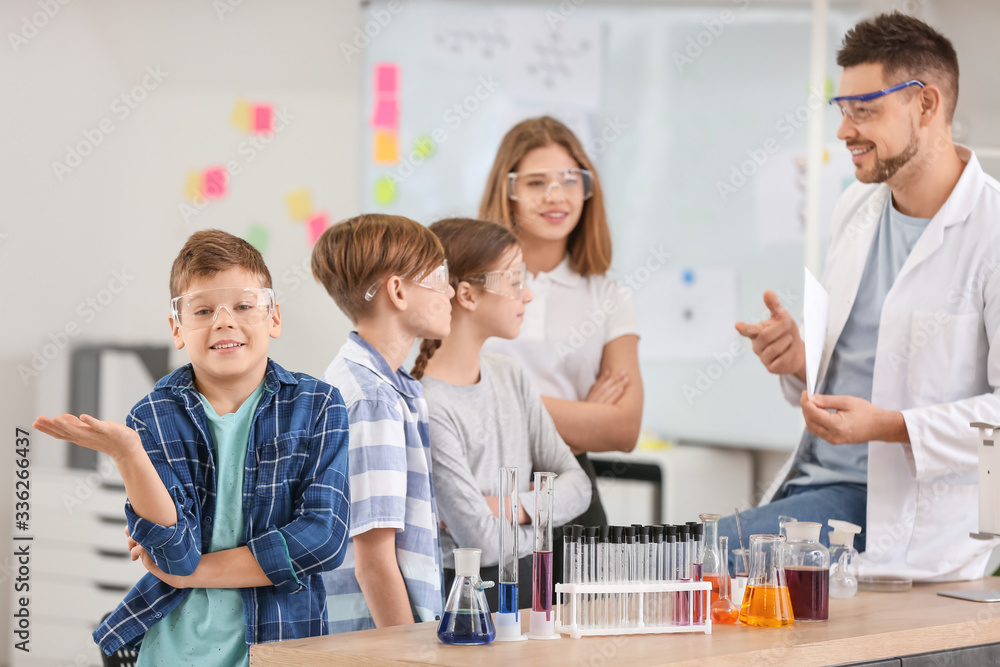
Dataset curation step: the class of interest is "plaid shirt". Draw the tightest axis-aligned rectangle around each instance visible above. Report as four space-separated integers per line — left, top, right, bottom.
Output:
94 359 350 655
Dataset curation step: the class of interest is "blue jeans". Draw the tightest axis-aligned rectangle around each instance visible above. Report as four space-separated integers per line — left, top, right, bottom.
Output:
717 483 867 576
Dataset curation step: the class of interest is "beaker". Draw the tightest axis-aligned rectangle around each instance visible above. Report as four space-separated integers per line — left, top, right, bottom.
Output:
781 521 829 621
495 467 526 641
739 535 794 627
699 513 723 606
437 548 496 645
528 472 560 640
710 536 740 624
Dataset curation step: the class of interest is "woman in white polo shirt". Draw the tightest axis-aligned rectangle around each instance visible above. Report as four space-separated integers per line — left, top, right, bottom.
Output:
480 116 644 529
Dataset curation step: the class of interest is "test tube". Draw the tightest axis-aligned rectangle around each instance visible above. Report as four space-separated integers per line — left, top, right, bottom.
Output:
613 526 626 629
692 523 705 624
639 527 650 627
675 525 691 626
665 526 677 626
528 472 559 640
652 526 664 627
495 467 526 641
562 525 577 629
598 525 610 629
584 527 597 629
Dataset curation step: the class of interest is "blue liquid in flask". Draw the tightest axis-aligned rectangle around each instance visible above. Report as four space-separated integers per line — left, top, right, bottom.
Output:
498 582 518 615
437 609 496 645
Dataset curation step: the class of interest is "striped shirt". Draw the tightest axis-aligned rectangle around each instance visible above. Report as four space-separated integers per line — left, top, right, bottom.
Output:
94 360 351 655
321 333 444 633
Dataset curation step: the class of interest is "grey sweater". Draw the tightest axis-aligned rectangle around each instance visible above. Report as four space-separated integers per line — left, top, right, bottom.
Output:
421 352 592 568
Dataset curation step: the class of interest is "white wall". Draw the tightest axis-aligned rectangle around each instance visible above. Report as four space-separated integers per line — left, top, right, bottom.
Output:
2 1 999 664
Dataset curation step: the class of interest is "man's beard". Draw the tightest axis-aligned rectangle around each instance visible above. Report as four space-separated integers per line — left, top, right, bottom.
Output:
858 128 919 184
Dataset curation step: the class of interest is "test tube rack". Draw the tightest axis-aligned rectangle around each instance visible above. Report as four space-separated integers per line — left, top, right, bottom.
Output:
554 581 712 638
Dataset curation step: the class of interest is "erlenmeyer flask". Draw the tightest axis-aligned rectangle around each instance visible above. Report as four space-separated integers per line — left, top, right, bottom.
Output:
739 535 794 627
438 548 496 645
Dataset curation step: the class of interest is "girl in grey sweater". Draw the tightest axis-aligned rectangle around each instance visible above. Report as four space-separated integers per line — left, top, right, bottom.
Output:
412 218 592 611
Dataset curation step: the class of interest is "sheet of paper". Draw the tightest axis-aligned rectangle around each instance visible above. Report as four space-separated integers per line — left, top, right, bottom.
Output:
499 9 604 110
803 267 829 396
755 149 854 245
430 13 511 70
636 267 740 362
307 212 329 246
286 188 312 221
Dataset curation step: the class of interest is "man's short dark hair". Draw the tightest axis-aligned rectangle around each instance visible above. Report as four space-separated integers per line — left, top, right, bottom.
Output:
837 12 959 121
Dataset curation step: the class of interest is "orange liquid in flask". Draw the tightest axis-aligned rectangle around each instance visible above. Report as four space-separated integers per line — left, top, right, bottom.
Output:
739 584 794 627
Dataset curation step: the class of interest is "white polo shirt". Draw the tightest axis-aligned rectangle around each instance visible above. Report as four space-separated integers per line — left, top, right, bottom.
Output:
483 255 640 401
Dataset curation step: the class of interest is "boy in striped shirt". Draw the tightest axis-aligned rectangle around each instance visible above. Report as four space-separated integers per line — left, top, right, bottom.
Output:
311 214 453 632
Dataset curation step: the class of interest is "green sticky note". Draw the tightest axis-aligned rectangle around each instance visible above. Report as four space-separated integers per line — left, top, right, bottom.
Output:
413 134 436 160
825 76 835 100
246 223 269 254
374 176 397 205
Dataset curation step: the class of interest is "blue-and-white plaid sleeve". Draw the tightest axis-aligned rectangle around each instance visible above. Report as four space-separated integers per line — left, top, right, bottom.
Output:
123 409 203 576
247 391 351 593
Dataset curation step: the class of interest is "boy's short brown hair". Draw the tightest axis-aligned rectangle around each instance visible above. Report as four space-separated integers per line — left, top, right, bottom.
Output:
311 214 444 323
169 229 272 297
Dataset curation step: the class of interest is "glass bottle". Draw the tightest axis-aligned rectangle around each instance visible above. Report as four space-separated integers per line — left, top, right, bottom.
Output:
739 534 794 627
828 519 862 599
699 513 723 606
710 536 740 624
781 521 829 621
438 548 496 645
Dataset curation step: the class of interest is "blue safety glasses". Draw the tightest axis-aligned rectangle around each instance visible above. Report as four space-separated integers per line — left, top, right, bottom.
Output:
829 79 925 123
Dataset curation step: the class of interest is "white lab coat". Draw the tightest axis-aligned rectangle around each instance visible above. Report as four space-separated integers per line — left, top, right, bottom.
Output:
763 147 1000 581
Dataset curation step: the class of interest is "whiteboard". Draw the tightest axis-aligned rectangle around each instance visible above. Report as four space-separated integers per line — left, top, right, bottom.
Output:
360 0 864 450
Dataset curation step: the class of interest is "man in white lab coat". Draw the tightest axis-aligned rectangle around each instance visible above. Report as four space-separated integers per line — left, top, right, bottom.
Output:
725 12 1000 581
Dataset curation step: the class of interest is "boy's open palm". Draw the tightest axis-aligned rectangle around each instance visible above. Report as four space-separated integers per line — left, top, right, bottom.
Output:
33 414 141 461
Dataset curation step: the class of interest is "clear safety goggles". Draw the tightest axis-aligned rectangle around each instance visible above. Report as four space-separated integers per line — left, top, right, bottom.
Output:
465 262 528 300
507 168 594 202
170 287 276 330
829 79 924 124
364 261 450 301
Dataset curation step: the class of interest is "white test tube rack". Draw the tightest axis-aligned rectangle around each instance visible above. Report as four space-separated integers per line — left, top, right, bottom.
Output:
554 581 713 638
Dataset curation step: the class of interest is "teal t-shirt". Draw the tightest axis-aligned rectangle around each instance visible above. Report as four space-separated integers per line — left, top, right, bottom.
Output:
137 382 265 667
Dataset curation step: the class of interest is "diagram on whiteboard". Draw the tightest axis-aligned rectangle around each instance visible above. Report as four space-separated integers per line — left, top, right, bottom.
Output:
430 15 511 68
500 10 604 110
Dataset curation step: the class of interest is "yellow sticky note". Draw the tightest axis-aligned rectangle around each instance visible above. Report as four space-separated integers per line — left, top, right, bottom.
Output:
183 170 203 200
285 189 312 222
231 99 251 132
373 131 400 165
374 175 397 205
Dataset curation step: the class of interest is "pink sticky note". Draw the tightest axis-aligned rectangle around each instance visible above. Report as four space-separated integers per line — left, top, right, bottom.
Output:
374 63 399 95
253 104 273 133
371 99 399 129
203 167 228 199
307 212 329 246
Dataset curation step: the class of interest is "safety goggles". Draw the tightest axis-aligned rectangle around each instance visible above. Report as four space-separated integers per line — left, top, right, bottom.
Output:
170 287 276 330
364 261 450 301
507 168 594 202
829 79 925 124
464 262 528 300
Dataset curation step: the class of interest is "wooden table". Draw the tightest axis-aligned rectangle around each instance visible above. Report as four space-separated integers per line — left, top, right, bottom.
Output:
250 577 1000 666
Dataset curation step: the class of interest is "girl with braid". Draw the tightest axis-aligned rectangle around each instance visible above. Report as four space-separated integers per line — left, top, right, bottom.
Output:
412 218 591 611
